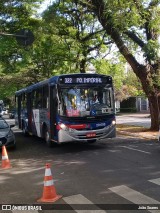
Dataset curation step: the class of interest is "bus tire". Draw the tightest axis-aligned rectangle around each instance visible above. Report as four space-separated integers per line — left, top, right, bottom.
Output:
22 122 29 136
44 128 53 147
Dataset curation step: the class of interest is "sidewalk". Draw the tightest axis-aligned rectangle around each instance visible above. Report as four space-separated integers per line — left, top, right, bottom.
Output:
117 129 158 140
116 112 150 118
116 112 158 140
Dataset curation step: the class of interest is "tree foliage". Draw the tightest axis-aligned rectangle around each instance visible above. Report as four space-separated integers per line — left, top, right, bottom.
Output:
0 0 159 130
80 0 160 130
0 0 43 100
42 0 113 73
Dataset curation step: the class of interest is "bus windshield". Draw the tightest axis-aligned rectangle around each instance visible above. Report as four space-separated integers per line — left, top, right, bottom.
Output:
59 86 114 117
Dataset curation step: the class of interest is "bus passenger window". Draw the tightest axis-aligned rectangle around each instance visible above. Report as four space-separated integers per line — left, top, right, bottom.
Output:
32 91 36 108
22 93 27 110
34 88 43 109
43 86 49 109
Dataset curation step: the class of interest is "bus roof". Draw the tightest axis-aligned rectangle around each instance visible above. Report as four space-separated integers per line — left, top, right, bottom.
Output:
15 73 112 95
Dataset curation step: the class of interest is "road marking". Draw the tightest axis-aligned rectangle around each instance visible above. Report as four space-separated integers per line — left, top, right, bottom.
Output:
63 194 106 213
149 178 160 186
109 185 160 213
12 211 38 213
118 145 151 154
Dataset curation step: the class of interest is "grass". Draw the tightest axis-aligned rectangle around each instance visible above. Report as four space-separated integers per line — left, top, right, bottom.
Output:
116 124 158 139
117 124 149 133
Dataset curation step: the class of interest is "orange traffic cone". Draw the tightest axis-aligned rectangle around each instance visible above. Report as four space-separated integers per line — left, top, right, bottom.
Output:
37 163 62 203
1 146 12 169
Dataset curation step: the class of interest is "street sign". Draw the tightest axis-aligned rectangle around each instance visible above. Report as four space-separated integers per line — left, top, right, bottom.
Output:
15 29 34 46
0 29 34 46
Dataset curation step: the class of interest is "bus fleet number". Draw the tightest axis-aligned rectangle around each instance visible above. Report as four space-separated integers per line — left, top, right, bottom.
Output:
65 78 72 83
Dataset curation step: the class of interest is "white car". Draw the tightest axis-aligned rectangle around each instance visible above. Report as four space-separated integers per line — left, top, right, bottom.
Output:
0 108 8 116
0 117 16 148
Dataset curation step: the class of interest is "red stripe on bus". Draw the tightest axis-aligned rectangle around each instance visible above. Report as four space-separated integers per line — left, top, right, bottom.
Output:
68 124 87 129
56 123 87 130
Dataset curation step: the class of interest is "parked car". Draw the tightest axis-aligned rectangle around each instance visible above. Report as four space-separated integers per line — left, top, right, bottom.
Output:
0 117 16 148
0 108 8 116
8 109 16 119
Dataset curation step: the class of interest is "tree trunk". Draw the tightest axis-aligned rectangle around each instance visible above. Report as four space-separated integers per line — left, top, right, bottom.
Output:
80 59 86 73
148 94 159 130
106 29 160 130
136 65 160 131
87 0 160 130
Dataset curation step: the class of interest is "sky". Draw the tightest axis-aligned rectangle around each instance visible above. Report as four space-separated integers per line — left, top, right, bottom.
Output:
38 0 54 13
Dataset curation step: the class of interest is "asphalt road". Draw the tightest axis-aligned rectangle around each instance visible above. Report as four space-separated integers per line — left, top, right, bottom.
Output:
1 115 160 213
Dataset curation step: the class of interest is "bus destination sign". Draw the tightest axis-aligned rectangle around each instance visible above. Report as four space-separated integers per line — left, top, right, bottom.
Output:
60 77 111 84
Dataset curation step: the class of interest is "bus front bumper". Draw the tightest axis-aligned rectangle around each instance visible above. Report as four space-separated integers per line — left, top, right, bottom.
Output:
58 125 116 143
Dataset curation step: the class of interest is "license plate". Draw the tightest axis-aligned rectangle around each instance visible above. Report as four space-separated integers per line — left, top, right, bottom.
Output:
86 133 96 138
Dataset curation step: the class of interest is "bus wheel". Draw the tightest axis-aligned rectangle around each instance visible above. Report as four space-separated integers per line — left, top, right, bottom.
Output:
22 124 29 136
44 128 52 147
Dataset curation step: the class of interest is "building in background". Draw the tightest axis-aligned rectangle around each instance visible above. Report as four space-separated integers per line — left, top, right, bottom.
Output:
120 96 149 113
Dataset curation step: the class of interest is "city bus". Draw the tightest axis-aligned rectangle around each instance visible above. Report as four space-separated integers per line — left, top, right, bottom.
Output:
15 73 116 146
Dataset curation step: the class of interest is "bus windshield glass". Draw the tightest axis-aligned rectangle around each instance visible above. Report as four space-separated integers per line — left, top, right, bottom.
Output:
59 86 114 117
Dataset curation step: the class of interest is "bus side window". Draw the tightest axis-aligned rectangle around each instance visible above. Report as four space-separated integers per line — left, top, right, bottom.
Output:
32 90 36 109
43 86 49 109
35 88 43 109
23 93 27 109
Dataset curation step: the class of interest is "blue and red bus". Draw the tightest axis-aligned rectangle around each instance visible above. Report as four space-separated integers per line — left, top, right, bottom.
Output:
15 73 116 146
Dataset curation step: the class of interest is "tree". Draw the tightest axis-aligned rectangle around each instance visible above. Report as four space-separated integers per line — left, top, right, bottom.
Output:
82 0 160 130
43 1 113 73
0 0 43 95
94 58 143 101
94 58 125 98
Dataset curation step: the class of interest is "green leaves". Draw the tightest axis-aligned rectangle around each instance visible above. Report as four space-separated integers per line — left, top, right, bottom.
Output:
0 0 159 116
143 39 160 61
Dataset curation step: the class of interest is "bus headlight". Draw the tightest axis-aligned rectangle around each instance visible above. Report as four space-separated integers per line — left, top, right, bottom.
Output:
112 120 116 125
59 123 68 131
